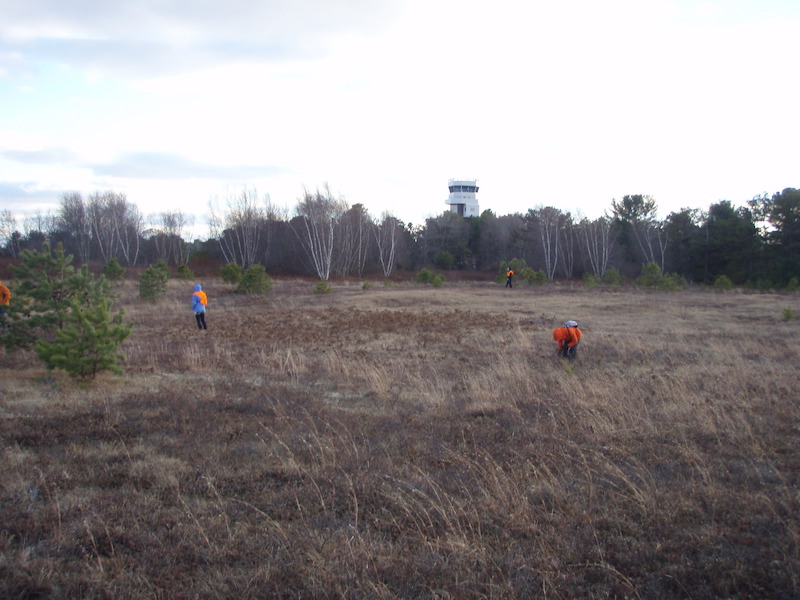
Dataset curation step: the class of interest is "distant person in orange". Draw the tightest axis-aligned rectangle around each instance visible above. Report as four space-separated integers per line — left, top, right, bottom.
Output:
0 280 10 333
553 320 582 359
192 283 208 330
0 280 10 316
505 268 514 288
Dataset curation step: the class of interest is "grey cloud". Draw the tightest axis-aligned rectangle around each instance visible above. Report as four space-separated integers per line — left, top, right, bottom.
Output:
93 151 289 180
0 182 62 214
2 1 399 77
0 147 81 165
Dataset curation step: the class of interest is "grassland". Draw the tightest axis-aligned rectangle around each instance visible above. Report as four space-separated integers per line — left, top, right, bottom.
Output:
1 278 799 599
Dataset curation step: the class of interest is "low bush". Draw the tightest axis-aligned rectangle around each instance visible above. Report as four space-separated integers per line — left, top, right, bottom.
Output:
237 265 272 295
713 274 734 292
315 281 332 294
220 262 243 285
176 264 194 280
138 263 169 302
103 258 126 281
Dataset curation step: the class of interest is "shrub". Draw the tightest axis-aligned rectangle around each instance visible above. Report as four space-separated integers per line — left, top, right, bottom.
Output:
603 267 624 287
176 264 194 280
755 279 773 292
522 268 548 286
413 269 445 287
784 307 795 322
220 262 243 285
3 242 132 380
362 281 373 290
786 277 799 292
237 265 272 295
414 268 437 284
139 264 169 302
35 297 132 380
497 259 528 284
713 275 734 292
153 260 170 276
636 262 663 288
433 251 455 270
582 273 600 288
103 258 126 281
315 281 332 294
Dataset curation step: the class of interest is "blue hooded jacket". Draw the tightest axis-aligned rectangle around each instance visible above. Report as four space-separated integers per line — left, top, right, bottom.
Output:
192 284 207 313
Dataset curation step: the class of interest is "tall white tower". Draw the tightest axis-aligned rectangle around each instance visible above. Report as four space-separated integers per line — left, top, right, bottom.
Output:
445 179 480 218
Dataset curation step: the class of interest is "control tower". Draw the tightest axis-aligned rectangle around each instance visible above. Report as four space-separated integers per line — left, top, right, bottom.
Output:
445 179 480 217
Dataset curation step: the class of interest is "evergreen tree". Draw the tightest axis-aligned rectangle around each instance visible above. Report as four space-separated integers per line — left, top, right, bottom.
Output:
236 264 272 294
35 297 132 380
3 242 113 351
139 263 169 301
2 241 132 380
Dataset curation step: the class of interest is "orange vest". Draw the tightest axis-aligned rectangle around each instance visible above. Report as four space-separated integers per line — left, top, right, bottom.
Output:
0 281 9 305
193 290 208 306
553 326 581 350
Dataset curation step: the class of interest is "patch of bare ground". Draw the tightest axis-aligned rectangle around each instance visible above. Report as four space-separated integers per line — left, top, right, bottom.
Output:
1 279 799 598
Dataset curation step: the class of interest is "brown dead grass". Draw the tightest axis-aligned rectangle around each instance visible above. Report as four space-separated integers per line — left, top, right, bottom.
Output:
1 279 799 598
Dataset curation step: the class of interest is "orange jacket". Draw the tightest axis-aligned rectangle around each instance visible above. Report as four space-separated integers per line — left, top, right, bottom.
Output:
0 281 9 306
552 325 581 350
193 290 208 306
506 270 514 277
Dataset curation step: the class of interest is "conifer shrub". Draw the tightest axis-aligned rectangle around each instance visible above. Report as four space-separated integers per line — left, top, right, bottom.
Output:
497 259 528 284
713 275 734 292
176 264 194 280
2 242 132 380
413 268 445 287
237 265 272 295
522 268 547 286
582 273 600 288
103 258 126 281
220 262 243 285
35 297 131 380
139 264 169 302
636 263 684 290
603 267 624 287
433 251 455 270
786 277 799 292
315 281 332 294
783 307 795 321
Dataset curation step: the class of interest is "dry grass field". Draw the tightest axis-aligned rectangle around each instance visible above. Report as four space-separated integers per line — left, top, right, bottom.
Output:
1 278 799 599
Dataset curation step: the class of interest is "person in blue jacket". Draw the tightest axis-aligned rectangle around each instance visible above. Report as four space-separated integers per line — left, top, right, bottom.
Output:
192 284 208 330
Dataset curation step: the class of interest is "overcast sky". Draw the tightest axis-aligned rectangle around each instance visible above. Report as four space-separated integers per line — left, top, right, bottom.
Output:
1 0 798 234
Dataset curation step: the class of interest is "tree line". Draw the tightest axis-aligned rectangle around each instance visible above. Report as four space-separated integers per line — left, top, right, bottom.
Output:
2 186 798 287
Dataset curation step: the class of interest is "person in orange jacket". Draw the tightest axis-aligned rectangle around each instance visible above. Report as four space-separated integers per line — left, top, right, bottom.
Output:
553 320 582 359
192 283 208 330
505 268 514 288
0 280 10 333
0 280 10 316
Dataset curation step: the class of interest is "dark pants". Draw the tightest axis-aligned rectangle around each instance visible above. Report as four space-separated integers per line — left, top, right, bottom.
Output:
559 346 577 360
505 277 512 288
195 312 207 330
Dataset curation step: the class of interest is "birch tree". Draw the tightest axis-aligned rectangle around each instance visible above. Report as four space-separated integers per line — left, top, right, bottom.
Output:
150 210 193 265
0 209 20 256
86 192 142 265
58 192 92 263
292 186 347 280
373 212 400 278
208 187 265 268
579 215 615 278
527 206 564 280
334 203 370 277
